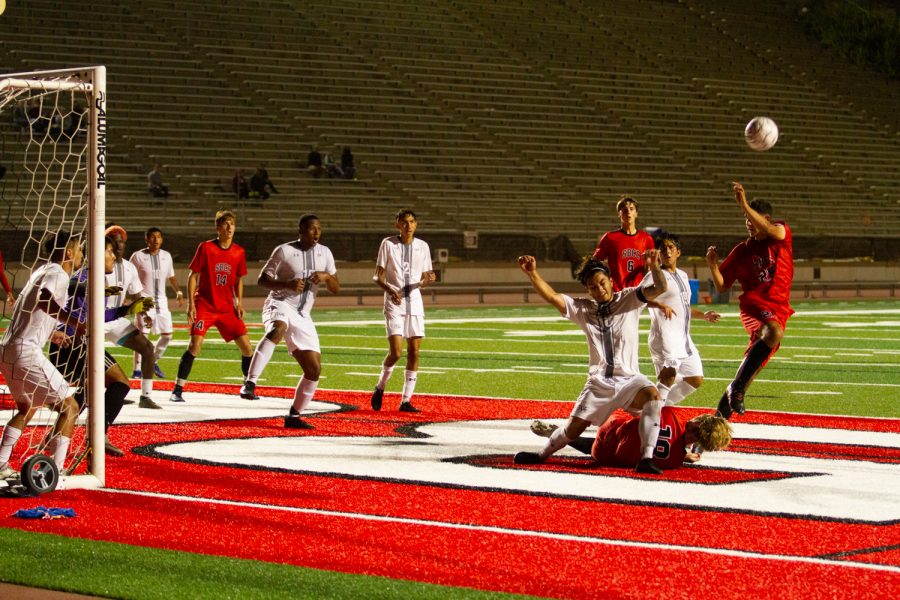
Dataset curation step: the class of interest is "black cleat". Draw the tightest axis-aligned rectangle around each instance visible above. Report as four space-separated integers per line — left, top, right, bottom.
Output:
370 387 383 411
715 390 732 419
399 402 420 413
239 381 260 400
514 451 543 465
635 458 663 475
284 414 314 429
730 388 746 415
104 436 125 457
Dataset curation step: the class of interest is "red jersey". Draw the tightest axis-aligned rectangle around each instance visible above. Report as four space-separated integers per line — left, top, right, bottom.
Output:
591 229 656 291
188 239 247 313
0 250 11 295
718 221 793 317
591 407 687 470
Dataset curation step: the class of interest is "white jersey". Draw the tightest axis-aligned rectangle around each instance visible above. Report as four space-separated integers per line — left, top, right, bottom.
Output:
130 248 175 312
0 262 69 351
105 258 144 310
563 286 648 379
376 236 432 316
642 268 698 362
260 240 336 317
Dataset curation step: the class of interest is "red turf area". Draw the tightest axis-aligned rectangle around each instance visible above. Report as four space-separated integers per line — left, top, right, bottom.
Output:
2 385 898 598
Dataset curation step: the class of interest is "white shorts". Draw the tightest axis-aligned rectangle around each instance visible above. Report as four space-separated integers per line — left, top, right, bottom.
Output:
652 352 704 379
137 306 173 336
0 347 71 408
104 317 139 345
262 299 320 354
384 313 425 338
570 372 654 425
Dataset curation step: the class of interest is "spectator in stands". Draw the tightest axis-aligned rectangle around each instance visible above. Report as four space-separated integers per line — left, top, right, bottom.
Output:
64 102 86 137
592 194 656 292
232 169 250 200
341 146 357 180
0 249 14 306
706 182 794 420
13 105 29 135
147 164 169 199
249 169 270 201
306 147 324 178
256 164 278 194
323 150 342 178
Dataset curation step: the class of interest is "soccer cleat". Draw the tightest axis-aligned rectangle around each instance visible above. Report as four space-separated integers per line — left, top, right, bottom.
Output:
239 381 260 400
168 390 185 403
139 395 162 409
121 398 136 405
715 390 733 419
635 458 663 475
729 388 746 415
530 420 558 438
0 464 15 479
399 402 420 413
514 451 543 465
153 363 165 378
284 414 314 429
370 387 383 411
104 436 125 457
131 370 142 379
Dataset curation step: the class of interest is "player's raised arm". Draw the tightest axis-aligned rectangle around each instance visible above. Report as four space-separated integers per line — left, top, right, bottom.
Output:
706 245 728 293
638 249 667 302
733 182 785 241
519 255 566 315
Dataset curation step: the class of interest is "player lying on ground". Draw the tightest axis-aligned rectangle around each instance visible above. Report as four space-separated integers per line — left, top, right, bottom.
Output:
530 408 732 469
514 252 669 474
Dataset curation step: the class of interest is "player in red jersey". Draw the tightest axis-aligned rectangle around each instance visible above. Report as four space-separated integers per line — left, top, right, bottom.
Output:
591 195 656 291
169 210 254 402
530 409 732 469
707 182 794 418
0 249 14 306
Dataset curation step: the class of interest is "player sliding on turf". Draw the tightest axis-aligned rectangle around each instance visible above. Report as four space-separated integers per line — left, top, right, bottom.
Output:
529 408 732 470
514 252 669 474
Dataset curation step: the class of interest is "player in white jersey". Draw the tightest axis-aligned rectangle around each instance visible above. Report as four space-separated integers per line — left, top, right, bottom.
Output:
104 225 160 409
0 232 84 476
642 233 720 407
514 252 670 474
370 209 436 413
129 227 185 379
241 215 339 429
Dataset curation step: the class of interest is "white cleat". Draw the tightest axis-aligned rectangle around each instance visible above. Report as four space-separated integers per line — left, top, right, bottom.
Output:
530 420 558 438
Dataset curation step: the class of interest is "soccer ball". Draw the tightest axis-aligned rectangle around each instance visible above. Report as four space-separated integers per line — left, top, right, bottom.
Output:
744 116 779 151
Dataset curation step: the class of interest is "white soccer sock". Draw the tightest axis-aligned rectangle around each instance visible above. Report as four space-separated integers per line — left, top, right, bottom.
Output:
639 400 664 460
291 377 318 414
141 378 153 397
539 427 573 460
401 370 417 404
154 334 172 362
0 425 23 465
247 337 277 384
50 435 71 470
656 383 671 403
666 380 697 405
376 365 395 390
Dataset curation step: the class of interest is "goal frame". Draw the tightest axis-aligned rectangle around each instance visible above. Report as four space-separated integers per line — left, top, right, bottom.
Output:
0 66 107 489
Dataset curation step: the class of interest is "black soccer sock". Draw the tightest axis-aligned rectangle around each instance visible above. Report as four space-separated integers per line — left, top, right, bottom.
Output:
569 437 594 455
105 381 131 428
732 339 775 391
241 355 252 378
177 351 195 381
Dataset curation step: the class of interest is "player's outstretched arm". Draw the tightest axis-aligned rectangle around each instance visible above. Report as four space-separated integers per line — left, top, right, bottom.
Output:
639 249 667 302
692 308 720 323
518 255 566 315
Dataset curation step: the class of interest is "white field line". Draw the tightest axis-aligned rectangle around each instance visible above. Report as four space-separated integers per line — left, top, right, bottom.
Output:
100 487 900 575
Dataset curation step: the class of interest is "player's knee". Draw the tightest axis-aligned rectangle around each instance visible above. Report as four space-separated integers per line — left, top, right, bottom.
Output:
266 322 287 343
685 376 703 388
763 324 784 347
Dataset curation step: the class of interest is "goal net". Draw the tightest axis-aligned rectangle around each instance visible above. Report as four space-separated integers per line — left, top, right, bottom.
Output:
0 66 107 492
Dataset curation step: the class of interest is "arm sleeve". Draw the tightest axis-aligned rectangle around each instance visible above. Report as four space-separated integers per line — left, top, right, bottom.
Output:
591 234 609 261
188 243 206 274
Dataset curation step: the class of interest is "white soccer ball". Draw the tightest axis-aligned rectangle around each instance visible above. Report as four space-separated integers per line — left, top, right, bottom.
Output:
744 116 779 151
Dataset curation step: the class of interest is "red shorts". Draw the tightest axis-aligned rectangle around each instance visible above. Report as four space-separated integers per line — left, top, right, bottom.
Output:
739 300 792 364
190 302 248 342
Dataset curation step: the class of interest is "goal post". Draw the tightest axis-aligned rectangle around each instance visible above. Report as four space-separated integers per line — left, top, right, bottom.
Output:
0 66 106 491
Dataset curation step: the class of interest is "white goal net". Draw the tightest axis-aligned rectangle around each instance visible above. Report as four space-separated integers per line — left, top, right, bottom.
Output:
0 66 106 493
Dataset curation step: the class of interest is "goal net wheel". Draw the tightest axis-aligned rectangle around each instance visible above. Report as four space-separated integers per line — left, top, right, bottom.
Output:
21 455 59 495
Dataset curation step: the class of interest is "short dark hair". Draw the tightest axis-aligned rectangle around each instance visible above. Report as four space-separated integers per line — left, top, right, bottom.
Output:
656 231 682 251
575 256 611 285
396 208 417 221
44 230 79 261
615 195 637 212
145 226 163 238
298 214 319 229
749 199 773 216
